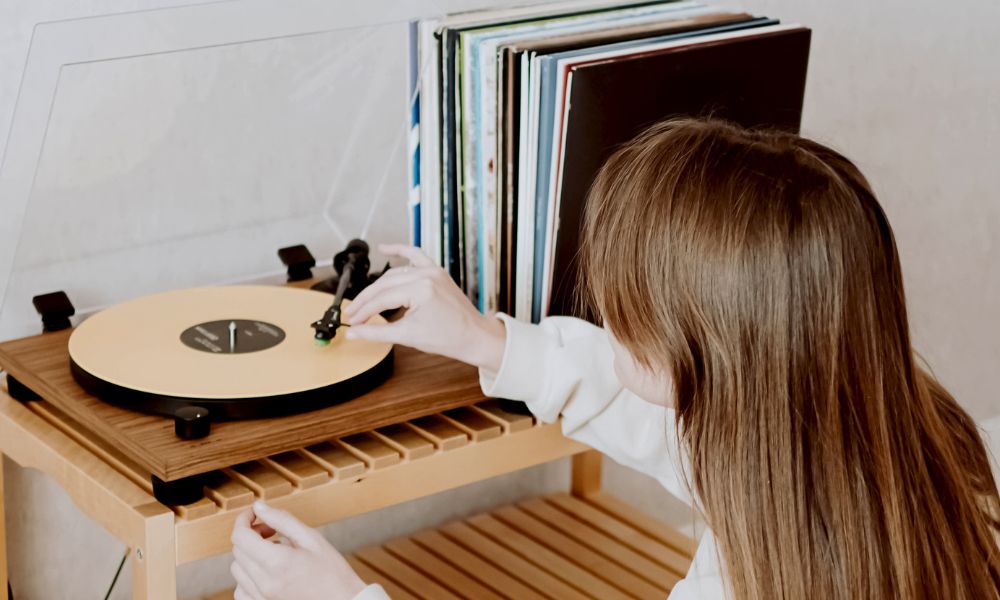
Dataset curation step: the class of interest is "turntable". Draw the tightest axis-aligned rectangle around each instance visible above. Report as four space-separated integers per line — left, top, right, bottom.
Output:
64 239 394 434
0 13 499 504
0 236 489 503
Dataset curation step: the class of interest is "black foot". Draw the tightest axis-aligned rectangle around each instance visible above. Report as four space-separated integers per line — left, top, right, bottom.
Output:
6 375 40 402
498 399 532 415
277 244 316 282
32 291 75 332
152 474 206 505
174 406 211 440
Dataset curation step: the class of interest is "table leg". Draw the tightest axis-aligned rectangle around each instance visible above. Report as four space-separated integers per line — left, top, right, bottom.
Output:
131 503 176 600
571 450 603 497
1 454 8 599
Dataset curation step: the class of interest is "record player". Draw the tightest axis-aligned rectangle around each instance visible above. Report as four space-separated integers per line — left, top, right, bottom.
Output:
63 239 395 433
0 18 486 505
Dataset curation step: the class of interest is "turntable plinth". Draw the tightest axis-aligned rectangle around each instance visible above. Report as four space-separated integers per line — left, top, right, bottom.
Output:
0 330 484 484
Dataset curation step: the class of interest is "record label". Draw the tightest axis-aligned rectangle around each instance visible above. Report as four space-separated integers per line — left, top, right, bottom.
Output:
180 319 285 354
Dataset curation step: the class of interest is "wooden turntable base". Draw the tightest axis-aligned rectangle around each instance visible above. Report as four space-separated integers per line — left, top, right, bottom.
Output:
0 333 483 483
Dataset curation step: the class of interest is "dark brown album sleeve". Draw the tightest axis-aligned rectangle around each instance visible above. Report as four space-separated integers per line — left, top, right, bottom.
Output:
549 27 812 316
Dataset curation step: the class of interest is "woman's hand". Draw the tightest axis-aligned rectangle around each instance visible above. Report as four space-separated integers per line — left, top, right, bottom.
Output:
343 244 506 373
230 501 366 600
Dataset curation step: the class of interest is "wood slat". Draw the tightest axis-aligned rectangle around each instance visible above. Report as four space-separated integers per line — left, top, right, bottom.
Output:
440 521 591 600
585 491 698 557
301 442 366 480
203 471 255 510
519 497 679 590
345 556 420 600
262 451 330 489
472 400 535 433
372 423 435 460
223 461 293 500
409 529 545 600
468 513 630 600
547 493 691 577
28 401 155 494
494 505 665 600
440 407 503 442
406 415 469 451
338 433 401 470
571 450 603 497
354 546 461 600
175 496 218 520
384 537 504 600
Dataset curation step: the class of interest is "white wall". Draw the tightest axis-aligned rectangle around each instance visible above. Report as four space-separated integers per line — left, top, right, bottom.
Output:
726 0 1000 421
2 0 998 598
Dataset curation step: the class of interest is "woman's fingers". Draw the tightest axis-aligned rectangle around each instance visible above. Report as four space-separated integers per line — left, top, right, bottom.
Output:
231 561 266 600
345 322 409 346
345 283 422 326
344 267 429 321
233 546 264 574
378 244 435 268
355 263 424 290
234 586 259 600
232 508 291 565
252 501 322 550
233 506 253 531
251 520 277 540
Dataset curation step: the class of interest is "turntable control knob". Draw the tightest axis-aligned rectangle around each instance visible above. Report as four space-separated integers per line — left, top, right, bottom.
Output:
174 406 211 440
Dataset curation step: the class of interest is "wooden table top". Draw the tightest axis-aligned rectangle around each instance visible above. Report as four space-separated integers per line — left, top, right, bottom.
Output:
0 282 486 481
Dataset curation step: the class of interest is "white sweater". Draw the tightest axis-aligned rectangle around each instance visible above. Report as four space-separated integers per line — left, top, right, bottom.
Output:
355 315 1000 600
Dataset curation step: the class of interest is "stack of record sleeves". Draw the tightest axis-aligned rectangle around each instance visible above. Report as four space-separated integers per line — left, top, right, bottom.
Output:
408 0 811 321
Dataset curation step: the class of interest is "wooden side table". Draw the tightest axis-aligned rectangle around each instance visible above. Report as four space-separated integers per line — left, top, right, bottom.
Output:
0 380 695 599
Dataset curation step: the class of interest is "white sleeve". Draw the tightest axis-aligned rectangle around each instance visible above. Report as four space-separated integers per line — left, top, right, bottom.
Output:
352 583 390 600
479 314 692 505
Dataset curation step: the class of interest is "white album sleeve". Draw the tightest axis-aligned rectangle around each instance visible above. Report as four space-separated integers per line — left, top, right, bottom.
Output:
480 314 693 505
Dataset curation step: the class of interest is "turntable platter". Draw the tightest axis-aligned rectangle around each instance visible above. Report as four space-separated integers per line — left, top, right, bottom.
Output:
67 285 392 419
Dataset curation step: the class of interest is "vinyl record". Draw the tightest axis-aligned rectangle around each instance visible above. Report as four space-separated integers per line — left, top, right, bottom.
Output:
68 285 393 419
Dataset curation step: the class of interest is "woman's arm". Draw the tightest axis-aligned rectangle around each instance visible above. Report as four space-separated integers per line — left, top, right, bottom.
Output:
345 245 691 505
482 314 692 505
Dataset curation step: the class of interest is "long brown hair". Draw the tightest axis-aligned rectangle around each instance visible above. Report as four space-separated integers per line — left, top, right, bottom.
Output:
581 118 1000 599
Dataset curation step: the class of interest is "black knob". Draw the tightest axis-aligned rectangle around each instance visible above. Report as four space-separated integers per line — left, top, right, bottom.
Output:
174 406 211 440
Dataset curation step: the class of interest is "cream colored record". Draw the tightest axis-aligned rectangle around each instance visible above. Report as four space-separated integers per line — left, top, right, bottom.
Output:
68 285 391 399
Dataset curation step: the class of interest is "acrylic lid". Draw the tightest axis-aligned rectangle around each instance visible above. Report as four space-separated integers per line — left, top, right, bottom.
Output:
0 1 438 340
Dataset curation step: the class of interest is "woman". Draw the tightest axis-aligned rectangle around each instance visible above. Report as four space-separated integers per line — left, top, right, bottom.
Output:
231 118 1000 599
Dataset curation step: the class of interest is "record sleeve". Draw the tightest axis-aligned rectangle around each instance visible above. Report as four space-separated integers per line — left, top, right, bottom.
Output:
547 24 812 316
521 9 770 322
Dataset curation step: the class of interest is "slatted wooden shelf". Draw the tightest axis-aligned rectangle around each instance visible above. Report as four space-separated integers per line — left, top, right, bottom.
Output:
169 398 537 521
203 491 695 600
0 383 592 579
